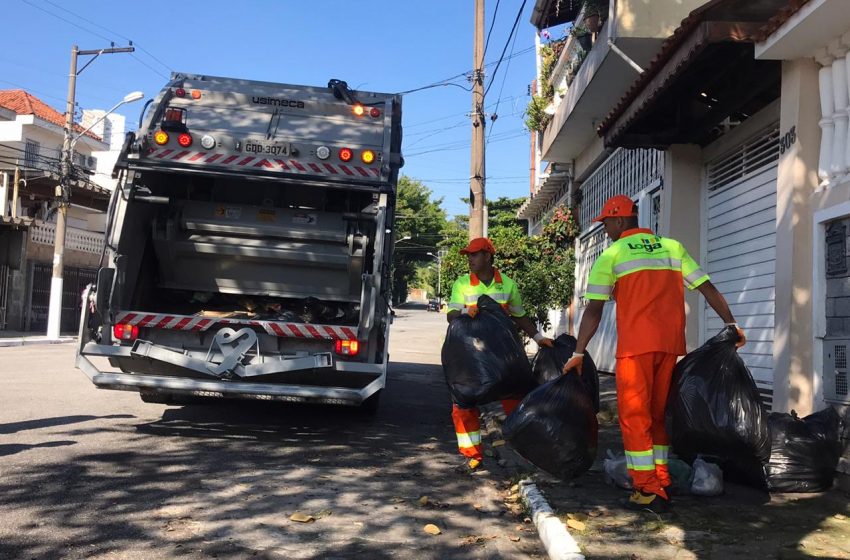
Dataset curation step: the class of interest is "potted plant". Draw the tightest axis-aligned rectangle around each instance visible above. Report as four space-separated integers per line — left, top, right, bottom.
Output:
582 0 607 33
570 23 592 52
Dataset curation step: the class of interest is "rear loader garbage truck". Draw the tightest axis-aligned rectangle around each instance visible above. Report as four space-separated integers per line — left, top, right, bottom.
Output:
76 73 402 412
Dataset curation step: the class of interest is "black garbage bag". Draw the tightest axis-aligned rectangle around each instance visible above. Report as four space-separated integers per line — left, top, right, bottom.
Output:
666 326 770 489
766 407 842 493
531 333 600 412
503 373 599 479
441 295 535 407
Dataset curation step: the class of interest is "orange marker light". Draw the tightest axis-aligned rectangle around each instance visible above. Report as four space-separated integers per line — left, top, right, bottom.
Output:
361 150 376 164
352 104 365 117
339 148 353 162
154 131 169 145
191 90 202 100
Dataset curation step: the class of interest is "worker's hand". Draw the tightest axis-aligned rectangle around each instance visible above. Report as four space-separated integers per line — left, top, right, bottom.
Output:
537 337 554 348
562 353 584 376
734 326 746 349
464 307 479 318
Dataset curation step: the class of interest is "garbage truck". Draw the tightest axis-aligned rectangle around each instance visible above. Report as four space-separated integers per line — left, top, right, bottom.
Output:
75 73 402 411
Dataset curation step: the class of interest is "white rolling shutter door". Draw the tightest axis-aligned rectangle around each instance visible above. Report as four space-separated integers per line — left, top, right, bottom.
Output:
703 125 779 408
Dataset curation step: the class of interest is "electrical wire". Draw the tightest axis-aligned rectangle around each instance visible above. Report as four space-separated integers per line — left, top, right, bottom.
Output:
484 0 528 99
482 0 501 61
487 10 521 145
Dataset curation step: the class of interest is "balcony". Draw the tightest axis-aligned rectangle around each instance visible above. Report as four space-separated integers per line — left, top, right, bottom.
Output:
531 0 707 163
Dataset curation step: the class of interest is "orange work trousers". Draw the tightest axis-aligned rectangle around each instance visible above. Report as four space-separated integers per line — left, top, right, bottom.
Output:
451 400 520 461
616 352 678 499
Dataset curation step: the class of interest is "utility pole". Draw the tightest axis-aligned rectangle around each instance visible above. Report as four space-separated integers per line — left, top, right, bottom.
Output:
469 0 486 240
47 44 134 339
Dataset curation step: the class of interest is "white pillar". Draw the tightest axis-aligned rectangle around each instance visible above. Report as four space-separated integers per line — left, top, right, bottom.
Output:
830 53 848 177
0 172 8 218
816 49 835 183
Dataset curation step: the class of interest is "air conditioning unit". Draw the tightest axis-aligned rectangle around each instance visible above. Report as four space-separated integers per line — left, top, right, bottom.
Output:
824 339 850 404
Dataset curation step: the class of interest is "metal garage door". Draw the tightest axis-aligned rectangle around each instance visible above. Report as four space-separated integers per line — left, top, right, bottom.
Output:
703 125 779 408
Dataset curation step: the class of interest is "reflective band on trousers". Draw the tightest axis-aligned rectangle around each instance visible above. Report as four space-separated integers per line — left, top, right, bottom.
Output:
456 431 481 448
625 449 656 471
613 258 682 277
653 445 669 465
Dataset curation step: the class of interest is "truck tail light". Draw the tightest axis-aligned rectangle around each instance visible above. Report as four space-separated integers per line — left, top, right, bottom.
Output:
370 107 381 118
162 107 187 132
113 323 139 342
339 148 353 162
361 150 375 164
175 88 186 97
177 133 193 147
335 339 360 356
154 131 169 145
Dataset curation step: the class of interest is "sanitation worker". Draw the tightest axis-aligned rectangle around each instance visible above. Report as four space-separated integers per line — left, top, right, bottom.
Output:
445 237 554 473
564 195 745 512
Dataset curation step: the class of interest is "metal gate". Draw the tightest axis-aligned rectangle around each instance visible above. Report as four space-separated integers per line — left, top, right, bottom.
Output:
0 264 9 331
28 262 97 333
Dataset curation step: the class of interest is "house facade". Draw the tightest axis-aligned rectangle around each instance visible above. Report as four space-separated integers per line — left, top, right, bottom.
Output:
0 90 109 332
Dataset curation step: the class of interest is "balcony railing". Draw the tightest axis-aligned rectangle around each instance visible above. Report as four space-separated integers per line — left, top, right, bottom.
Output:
30 223 104 255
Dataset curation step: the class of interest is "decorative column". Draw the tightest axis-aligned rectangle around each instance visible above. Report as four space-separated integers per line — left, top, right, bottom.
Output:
828 41 849 178
816 48 835 184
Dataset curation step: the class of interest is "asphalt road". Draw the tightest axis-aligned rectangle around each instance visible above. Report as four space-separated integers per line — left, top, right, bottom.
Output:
0 305 545 559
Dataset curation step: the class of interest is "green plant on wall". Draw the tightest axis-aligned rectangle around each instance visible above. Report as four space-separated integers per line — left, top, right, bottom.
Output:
524 94 551 132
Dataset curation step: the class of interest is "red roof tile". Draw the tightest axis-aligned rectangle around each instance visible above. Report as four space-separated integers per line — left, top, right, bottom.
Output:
0 89 102 142
756 0 811 42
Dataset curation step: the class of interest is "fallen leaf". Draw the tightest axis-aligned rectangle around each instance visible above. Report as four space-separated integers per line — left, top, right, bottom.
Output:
567 512 588 522
289 512 314 523
566 518 586 531
515 525 524 531
492 439 506 447
588 510 603 518
472 503 484 511
418 496 430 507
510 484 520 493
834 514 847 521
508 535 521 542
424 523 442 535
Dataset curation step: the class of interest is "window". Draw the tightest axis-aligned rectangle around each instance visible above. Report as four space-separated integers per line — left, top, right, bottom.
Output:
24 140 40 170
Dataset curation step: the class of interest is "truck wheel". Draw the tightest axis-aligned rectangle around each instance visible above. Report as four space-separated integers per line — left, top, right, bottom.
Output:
359 390 382 414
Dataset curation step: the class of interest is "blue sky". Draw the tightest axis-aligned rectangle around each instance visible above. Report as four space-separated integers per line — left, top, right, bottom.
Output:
1 0 538 218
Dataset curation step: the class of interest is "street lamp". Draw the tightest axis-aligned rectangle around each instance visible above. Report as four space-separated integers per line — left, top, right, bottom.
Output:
46 90 144 339
427 251 442 307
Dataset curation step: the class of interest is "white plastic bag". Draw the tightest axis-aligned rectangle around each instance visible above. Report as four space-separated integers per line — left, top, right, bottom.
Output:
602 450 633 489
690 457 723 496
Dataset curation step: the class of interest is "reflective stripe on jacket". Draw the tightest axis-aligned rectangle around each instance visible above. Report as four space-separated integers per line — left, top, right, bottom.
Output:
446 268 526 318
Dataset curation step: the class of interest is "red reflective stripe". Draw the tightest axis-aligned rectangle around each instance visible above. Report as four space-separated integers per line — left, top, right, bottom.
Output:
323 326 340 339
138 314 157 326
371 168 380 176
119 312 136 324
192 319 211 331
253 159 273 168
155 316 174 329
341 327 357 339
173 317 192 330
188 152 205 161
287 324 305 337
156 149 174 159
269 323 286 336
172 150 191 160
221 155 239 164
355 167 370 177
305 325 322 338
291 161 306 171
205 154 223 163
275 159 290 170
338 165 354 176
237 157 254 166
308 163 322 173
323 163 338 174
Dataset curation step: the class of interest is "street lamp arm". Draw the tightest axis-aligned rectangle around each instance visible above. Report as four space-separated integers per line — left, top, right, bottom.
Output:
70 91 144 151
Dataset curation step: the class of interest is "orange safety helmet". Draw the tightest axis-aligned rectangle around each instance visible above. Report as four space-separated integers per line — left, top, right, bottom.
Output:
592 195 638 222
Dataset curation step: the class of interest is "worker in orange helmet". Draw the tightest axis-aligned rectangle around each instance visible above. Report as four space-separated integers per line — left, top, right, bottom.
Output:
564 195 745 513
445 237 554 473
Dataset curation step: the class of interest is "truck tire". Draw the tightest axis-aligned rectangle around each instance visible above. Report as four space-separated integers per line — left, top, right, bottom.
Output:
359 390 382 414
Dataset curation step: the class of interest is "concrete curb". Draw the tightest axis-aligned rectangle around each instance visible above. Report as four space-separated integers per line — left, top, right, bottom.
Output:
0 337 75 348
519 478 585 560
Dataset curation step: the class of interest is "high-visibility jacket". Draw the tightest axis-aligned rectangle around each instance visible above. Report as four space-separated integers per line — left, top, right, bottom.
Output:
585 228 708 357
446 268 527 318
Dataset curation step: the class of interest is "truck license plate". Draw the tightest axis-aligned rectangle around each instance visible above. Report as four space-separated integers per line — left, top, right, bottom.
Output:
244 141 291 156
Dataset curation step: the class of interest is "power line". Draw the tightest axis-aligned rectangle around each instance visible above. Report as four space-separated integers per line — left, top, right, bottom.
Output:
487 6 521 145
482 0 501 61
484 0 528 99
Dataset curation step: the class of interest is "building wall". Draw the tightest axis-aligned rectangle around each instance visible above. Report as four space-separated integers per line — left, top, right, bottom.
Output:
615 0 708 39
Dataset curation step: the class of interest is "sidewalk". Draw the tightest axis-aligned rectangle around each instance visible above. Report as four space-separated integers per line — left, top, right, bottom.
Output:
0 330 76 347
482 374 850 560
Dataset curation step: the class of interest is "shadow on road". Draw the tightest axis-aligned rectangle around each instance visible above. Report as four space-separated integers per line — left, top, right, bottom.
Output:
0 414 135 434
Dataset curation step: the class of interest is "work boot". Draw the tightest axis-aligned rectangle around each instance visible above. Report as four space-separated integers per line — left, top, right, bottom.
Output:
455 457 485 475
623 490 670 513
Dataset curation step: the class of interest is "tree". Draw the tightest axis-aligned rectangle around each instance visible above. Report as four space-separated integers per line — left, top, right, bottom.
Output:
391 176 448 304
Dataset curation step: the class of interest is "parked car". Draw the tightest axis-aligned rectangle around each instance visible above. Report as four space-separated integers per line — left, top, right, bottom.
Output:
427 299 440 312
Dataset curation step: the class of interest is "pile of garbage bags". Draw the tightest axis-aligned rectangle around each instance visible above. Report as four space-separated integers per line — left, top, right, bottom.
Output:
668 326 843 493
